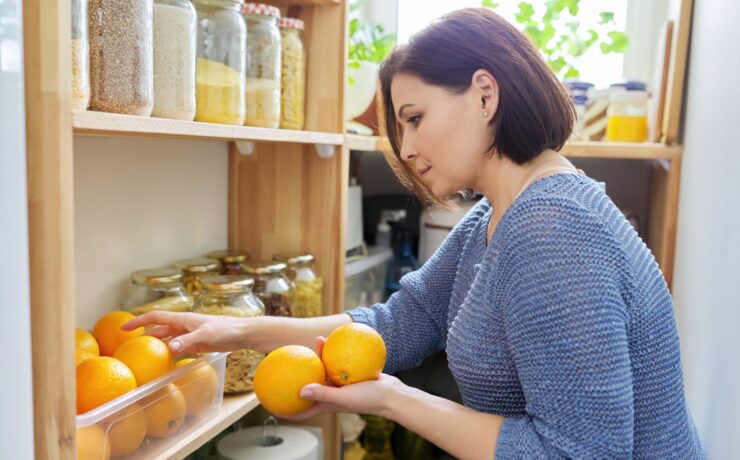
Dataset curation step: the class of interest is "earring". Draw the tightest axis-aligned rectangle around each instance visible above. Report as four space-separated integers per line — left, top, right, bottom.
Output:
483 111 488 118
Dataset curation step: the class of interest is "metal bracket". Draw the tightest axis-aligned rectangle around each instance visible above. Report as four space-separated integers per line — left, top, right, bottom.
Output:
235 141 255 156
315 144 335 159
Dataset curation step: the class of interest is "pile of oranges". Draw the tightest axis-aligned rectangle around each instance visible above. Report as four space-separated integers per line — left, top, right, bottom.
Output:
75 311 220 460
253 323 387 417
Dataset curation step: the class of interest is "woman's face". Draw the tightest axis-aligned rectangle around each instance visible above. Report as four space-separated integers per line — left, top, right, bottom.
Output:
390 72 496 198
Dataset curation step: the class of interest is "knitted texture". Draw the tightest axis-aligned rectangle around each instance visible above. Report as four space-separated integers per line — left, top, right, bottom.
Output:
348 174 704 459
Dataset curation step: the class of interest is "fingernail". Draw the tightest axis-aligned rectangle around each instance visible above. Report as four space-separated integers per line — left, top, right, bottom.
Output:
170 340 182 352
300 389 315 400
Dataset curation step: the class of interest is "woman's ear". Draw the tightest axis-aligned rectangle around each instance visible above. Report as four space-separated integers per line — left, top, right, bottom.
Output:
472 69 499 122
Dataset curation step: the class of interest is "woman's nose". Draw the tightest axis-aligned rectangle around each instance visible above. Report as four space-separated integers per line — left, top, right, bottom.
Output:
400 135 418 162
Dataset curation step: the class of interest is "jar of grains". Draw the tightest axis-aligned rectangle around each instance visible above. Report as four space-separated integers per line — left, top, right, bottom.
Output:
121 268 193 315
194 276 265 393
242 3 281 128
278 17 305 130
173 257 222 297
273 253 322 317
241 261 295 317
71 0 90 111
88 0 154 115
192 0 247 125
207 250 250 276
152 0 197 120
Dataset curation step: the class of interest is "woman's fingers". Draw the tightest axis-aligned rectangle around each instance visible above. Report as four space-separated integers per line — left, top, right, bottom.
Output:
122 311 178 330
315 336 326 359
145 325 172 339
167 326 210 354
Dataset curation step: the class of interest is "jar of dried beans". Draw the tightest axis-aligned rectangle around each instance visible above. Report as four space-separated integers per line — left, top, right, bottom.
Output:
241 261 295 317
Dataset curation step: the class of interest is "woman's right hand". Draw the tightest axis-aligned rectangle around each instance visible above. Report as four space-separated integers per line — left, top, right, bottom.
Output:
122 311 249 355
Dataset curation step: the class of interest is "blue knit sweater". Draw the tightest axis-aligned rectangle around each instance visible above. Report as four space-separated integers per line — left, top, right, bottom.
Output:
348 173 704 459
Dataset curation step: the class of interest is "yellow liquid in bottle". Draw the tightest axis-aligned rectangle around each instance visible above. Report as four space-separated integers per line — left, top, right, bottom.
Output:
606 115 648 142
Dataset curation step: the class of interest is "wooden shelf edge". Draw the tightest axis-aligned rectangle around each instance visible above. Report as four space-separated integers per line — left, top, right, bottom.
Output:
345 134 682 160
155 393 260 460
73 111 344 146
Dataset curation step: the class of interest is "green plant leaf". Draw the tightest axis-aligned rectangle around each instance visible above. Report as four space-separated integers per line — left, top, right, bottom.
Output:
600 30 629 53
482 0 500 8
516 2 535 24
599 12 615 24
348 60 361 70
348 75 356 86
564 66 580 78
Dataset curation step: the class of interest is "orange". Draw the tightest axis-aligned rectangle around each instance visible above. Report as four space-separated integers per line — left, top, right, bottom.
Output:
253 345 325 417
322 323 386 386
100 403 147 457
76 349 95 367
113 336 173 386
143 383 186 438
174 358 220 417
76 328 100 356
77 425 110 460
92 311 144 356
76 357 137 414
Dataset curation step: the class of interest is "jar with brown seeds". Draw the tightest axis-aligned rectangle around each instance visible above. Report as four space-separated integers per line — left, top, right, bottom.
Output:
88 0 154 116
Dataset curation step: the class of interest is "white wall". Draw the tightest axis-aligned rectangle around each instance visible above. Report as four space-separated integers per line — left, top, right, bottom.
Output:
0 0 35 456
74 137 229 329
672 1 740 458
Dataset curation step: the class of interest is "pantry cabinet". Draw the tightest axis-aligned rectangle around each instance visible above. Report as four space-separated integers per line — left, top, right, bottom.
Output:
22 0 692 459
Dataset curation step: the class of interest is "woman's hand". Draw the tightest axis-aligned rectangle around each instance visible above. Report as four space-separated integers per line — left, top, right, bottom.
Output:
122 311 249 355
284 338 407 420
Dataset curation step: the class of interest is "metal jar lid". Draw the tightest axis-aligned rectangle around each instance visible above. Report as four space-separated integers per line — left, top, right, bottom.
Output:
240 260 288 275
272 253 314 266
207 250 250 264
202 275 254 292
173 258 222 273
131 268 183 286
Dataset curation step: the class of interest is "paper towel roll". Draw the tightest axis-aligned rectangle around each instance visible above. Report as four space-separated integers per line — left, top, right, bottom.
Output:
217 426 319 460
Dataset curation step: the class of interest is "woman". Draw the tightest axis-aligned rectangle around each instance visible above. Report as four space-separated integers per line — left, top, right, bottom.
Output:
126 9 704 459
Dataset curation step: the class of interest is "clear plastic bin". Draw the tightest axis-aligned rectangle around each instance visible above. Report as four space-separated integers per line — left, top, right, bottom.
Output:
344 246 393 310
76 352 227 459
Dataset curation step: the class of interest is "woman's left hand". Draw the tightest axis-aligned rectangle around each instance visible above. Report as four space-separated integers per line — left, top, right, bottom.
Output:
283 338 406 420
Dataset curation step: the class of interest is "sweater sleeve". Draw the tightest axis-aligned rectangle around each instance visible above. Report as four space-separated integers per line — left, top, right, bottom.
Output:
347 203 484 374
494 197 635 459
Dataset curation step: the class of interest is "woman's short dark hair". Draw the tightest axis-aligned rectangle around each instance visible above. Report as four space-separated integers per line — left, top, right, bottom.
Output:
379 8 575 206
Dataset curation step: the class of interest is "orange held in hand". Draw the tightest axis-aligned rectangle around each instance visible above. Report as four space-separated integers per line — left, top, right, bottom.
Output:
253 345 326 417
92 311 144 356
76 356 137 414
174 358 220 417
322 323 386 386
113 335 173 386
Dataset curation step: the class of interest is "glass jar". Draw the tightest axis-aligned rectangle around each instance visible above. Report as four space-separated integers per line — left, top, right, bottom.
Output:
273 253 322 318
152 0 197 120
194 276 265 393
564 80 593 141
89 0 154 115
173 257 222 297
241 261 294 317
71 0 90 111
121 268 193 315
606 90 649 142
193 0 247 125
242 3 281 128
207 250 250 275
278 17 305 130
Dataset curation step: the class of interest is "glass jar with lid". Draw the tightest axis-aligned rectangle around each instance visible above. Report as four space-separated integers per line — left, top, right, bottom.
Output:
241 261 295 317
606 90 648 142
192 0 247 125
242 3 281 128
278 17 305 130
89 0 154 115
194 276 265 393
173 257 222 296
207 250 250 276
152 0 197 120
71 0 90 111
122 268 193 315
273 253 322 318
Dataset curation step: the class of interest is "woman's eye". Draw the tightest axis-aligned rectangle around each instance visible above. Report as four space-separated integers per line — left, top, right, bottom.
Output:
407 115 421 126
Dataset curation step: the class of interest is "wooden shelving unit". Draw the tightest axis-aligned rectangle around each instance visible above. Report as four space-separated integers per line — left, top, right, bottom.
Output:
153 394 259 460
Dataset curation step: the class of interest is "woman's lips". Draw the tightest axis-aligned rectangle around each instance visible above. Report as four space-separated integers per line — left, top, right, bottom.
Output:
418 166 431 177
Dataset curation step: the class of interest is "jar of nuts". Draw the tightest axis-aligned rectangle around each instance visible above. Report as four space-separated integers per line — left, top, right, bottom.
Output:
194 276 265 394
241 261 295 317
242 3 281 128
71 0 90 111
89 0 154 115
122 268 193 315
173 257 222 297
207 250 250 276
278 17 305 130
273 253 322 318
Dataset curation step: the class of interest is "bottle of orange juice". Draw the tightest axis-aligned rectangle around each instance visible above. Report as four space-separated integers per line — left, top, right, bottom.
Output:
606 83 649 142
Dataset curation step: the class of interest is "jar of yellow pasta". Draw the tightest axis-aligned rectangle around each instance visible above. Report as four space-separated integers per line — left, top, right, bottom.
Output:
173 257 222 297
278 17 305 130
121 268 193 315
192 0 246 125
273 253 322 317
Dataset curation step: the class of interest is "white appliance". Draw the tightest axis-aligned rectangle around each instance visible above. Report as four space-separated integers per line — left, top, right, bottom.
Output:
419 199 477 263
345 181 364 252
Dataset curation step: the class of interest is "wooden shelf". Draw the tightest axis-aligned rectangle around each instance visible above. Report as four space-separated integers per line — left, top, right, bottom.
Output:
154 393 260 460
73 111 344 146
344 134 681 160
